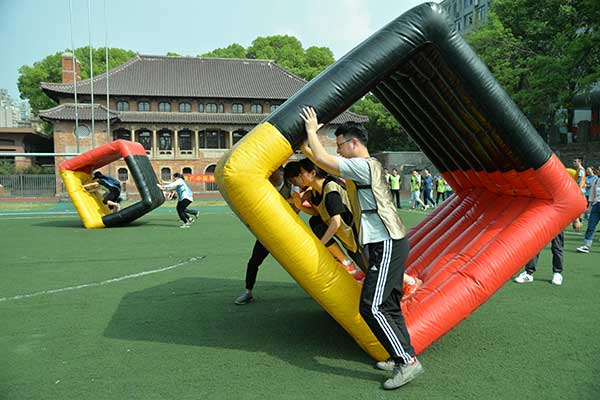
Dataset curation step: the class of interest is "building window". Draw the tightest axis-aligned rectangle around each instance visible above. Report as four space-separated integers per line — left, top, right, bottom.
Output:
205 103 217 113
251 104 263 114
113 128 131 141
199 130 227 149
116 101 129 111
232 103 244 113
161 167 171 181
232 129 247 145
158 129 173 154
137 101 151 112
118 168 129 181
178 129 193 154
75 125 91 138
205 164 218 191
477 5 487 21
464 13 473 27
182 167 192 174
136 129 152 153
179 102 191 112
270 104 280 112
158 102 171 112
218 103 224 113
198 103 204 113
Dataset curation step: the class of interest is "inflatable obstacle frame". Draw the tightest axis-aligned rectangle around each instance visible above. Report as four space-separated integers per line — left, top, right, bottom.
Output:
60 140 164 228
216 2 587 359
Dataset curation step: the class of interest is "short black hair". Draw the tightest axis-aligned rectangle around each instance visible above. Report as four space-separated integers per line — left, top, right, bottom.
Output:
283 161 302 181
299 158 327 178
334 121 368 145
173 172 182 178
93 171 102 179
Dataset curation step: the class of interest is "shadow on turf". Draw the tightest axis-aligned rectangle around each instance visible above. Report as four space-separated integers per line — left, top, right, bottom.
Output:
104 277 383 381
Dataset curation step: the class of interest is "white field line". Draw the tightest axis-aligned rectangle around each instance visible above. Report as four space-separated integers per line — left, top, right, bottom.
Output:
0 256 206 303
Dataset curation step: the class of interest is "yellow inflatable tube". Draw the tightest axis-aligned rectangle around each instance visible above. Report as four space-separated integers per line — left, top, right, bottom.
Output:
216 122 389 360
61 170 110 228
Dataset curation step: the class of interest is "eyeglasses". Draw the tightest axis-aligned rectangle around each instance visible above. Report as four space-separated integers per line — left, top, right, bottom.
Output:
336 138 353 149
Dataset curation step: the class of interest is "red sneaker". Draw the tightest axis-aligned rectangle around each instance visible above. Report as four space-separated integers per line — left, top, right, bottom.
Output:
402 276 422 299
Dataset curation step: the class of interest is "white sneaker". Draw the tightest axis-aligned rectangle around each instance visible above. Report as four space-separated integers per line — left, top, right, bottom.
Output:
576 245 590 253
514 271 534 283
180 222 191 228
551 273 563 286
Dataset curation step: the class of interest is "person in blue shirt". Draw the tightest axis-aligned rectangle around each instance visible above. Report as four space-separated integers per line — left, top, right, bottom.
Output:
158 172 198 228
83 171 122 213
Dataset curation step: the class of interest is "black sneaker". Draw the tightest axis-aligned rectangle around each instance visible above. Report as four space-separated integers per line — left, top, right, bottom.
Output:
234 292 253 305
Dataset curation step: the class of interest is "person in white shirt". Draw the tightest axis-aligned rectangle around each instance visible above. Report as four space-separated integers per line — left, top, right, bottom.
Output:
577 177 600 253
158 172 198 228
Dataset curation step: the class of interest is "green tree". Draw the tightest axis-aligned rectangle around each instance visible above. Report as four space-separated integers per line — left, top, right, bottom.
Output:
200 43 246 59
18 47 137 116
201 35 335 81
351 96 417 152
466 0 600 132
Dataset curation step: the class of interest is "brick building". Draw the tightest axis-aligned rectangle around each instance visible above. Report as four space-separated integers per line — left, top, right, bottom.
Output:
39 53 366 195
0 127 53 169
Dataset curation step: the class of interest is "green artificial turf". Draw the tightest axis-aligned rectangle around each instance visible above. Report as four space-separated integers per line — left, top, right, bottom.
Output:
0 208 598 399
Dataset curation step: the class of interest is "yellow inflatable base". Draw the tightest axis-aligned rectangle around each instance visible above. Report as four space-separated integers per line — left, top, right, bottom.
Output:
61 169 110 229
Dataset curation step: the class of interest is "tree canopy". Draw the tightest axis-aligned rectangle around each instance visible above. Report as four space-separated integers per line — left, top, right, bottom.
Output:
466 0 600 129
18 47 137 116
200 35 335 81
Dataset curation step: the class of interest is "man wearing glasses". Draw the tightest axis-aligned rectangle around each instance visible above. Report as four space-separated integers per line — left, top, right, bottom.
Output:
299 107 423 390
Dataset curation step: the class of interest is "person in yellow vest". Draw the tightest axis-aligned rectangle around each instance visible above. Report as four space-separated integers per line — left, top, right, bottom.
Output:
389 168 402 209
300 106 423 390
295 158 365 281
435 175 446 205
410 170 426 210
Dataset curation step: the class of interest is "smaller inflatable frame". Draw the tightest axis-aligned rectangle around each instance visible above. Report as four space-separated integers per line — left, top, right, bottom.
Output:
59 140 164 228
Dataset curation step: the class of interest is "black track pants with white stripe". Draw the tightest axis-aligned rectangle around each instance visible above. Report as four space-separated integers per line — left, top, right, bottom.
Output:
360 237 415 364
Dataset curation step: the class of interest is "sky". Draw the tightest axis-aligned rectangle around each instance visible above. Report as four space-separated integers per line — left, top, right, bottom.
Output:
0 0 428 101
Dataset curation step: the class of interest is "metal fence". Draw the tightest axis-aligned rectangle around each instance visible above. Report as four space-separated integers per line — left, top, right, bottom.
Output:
0 174 57 198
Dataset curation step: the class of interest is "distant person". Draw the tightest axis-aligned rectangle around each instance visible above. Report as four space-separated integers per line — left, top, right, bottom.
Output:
435 175 446 205
584 167 597 220
514 231 564 285
576 175 600 254
384 167 392 188
82 171 122 213
389 168 402 209
573 158 586 195
410 170 425 210
421 169 435 209
157 172 198 228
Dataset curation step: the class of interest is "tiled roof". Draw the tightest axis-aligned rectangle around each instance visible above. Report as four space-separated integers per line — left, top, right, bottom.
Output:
41 55 307 100
38 104 118 122
39 103 367 125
